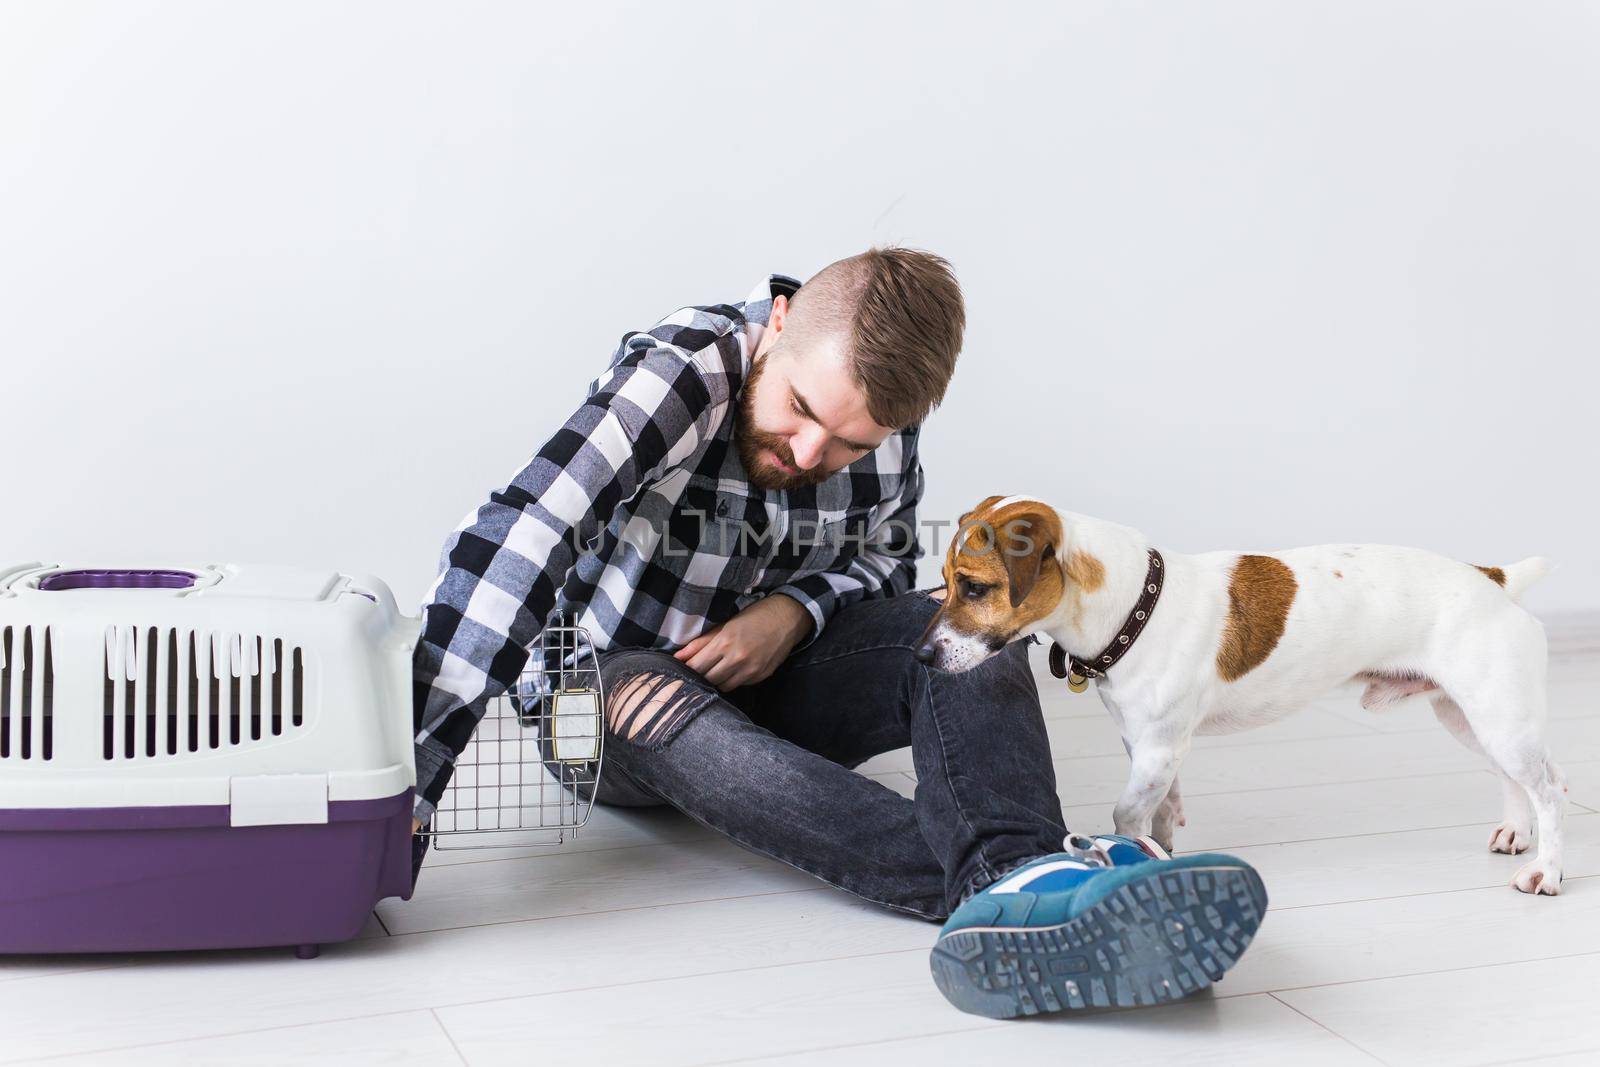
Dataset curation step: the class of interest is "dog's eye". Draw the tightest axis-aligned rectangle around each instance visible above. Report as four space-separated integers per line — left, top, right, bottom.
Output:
959 579 992 600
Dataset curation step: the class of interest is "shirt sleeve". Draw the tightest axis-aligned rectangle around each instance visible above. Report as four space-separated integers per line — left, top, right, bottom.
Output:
410 337 727 823
769 429 925 649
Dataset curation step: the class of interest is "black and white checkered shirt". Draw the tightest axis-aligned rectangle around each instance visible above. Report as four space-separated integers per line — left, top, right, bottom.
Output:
411 275 925 819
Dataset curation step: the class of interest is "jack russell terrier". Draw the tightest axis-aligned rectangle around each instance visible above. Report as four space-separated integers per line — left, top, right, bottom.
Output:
914 495 1563 895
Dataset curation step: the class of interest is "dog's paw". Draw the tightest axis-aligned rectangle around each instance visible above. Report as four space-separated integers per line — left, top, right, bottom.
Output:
1151 800 1185 852
1489 822 1532 855
1510 859 1562 895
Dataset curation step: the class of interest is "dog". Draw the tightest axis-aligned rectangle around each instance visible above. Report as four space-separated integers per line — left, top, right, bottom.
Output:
913 494 1564 895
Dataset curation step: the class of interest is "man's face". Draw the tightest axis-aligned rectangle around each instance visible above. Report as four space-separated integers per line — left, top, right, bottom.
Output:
736 305 898 491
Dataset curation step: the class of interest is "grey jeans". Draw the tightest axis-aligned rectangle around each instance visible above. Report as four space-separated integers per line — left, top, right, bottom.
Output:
555 589 1069 921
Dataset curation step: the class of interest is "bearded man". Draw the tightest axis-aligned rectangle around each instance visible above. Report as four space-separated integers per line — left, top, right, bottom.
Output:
408 248 1263 1018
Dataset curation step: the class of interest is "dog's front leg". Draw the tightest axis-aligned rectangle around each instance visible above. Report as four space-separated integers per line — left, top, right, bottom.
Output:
1114 721 1191 840
1151 775 1186 852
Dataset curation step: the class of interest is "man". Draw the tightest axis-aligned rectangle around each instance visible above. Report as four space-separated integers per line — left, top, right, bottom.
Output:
409 249 1265 1018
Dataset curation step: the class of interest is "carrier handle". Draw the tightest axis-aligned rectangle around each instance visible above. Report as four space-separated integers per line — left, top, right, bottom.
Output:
37 568 199 591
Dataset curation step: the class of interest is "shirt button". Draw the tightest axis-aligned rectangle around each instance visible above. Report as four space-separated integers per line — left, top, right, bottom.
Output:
716 500 730 516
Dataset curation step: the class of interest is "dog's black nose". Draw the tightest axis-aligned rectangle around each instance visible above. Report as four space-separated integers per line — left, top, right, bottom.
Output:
913 642 936 664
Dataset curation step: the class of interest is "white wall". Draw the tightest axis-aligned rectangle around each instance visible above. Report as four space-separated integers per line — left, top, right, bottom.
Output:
2 1 1594 615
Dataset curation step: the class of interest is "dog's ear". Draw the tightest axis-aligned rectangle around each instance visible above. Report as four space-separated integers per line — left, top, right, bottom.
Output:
1001 511 1061 609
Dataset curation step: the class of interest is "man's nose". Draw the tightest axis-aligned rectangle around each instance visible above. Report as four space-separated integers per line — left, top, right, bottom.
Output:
789 427 827 470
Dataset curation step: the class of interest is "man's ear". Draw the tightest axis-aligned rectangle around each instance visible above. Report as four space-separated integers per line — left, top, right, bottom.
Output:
1001 511 1062 609
753 295 789 361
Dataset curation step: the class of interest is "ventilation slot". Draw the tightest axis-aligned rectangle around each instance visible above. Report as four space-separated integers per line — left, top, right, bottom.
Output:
101 627 306 761
1 625 52 761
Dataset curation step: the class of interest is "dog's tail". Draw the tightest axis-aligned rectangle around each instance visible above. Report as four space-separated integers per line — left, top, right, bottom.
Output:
1499 556 1553 601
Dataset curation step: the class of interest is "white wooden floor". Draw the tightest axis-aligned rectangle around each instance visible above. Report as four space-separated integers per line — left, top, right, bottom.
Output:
5 617 1600 1066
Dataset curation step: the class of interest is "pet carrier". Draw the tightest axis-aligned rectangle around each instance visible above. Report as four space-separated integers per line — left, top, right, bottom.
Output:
0 563 418 958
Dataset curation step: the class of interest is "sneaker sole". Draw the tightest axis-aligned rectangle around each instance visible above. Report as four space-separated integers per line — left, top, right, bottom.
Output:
929 864 1267 1019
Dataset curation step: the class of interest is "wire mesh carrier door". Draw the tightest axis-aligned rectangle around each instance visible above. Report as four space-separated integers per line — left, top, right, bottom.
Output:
428 613 606 849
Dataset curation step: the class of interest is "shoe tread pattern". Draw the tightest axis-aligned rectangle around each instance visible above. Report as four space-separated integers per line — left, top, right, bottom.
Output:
929 867 1267 1019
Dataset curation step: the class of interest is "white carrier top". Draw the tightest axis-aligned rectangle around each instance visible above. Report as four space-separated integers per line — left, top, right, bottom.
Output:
0 563 420 816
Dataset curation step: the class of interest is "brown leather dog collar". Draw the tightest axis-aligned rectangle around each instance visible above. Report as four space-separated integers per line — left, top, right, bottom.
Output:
1048 548 1165 692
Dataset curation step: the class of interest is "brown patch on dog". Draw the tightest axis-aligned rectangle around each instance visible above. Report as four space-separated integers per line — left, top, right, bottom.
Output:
1475 565 1507 587
1333 570 1343 579
1064 550 1105 593
1216 555 1298 682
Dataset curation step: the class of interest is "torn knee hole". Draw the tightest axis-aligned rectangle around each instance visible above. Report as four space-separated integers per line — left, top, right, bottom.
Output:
608 673 695 743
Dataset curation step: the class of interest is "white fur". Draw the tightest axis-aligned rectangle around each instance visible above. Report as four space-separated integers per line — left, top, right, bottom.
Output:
931 508 1564 895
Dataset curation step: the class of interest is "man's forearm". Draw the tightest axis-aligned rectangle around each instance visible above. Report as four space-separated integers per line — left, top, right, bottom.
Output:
771 546 919 648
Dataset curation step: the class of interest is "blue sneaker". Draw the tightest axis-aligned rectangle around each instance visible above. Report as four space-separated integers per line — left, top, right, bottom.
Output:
930 834 1267 1018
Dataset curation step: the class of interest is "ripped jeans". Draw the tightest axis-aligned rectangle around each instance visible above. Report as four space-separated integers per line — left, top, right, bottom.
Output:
551 589 1068 921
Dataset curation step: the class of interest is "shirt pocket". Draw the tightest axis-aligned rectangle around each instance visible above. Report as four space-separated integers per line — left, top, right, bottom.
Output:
788 507 876 579
677 482 762 596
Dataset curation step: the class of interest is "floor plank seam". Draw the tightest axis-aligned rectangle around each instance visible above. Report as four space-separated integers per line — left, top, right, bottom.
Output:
424 833 728 872
1051 764 1503 800
423 829 714 870
1241 945 1600 998
1266 990 1391 1065
1478 1045 1600 1067
0 962 137 987
417 945 933 1023
430 1007 471 1066
693 1021 1004 1067
383 885 831 938
0 1006 436 1066
1201 809 1598 853
1268 870 1599 913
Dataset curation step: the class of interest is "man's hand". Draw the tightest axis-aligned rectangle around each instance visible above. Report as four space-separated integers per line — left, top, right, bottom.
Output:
673 593 812 691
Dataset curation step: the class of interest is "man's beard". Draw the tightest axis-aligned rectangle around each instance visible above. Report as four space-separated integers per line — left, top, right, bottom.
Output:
735 355 834 492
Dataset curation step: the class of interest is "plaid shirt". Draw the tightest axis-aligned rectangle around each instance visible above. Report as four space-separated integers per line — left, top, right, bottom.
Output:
411 275 925 820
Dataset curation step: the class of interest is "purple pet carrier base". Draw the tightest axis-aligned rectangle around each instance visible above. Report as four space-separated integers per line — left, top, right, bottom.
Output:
0 789 413 958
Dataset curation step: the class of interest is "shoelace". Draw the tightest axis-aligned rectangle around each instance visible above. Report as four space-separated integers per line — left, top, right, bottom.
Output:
1061 833 1113 868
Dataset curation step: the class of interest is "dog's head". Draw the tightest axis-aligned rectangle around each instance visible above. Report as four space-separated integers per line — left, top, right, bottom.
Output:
914 495 1066 672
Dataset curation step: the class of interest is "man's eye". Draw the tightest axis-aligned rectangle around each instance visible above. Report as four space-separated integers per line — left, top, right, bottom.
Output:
789 397 803 416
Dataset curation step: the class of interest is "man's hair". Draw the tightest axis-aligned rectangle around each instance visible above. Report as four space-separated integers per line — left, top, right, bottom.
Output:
786 247 965 429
